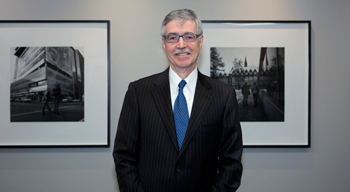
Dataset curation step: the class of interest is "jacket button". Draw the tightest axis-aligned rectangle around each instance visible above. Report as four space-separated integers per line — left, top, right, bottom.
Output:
176 167 181 172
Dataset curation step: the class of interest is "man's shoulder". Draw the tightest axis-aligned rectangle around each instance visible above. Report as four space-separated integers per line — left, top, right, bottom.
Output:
130 69 168 87
198 72 233 91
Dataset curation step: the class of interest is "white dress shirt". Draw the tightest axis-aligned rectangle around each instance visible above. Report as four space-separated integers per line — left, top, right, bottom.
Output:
169 67 198 117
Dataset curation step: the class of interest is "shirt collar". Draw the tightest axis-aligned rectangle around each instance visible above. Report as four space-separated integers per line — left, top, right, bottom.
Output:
169 66 198 94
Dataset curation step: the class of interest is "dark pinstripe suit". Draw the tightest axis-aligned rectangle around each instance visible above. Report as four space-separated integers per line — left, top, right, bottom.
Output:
113 68 243 192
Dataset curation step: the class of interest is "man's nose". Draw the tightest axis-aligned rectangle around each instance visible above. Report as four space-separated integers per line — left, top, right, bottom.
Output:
177 36 186 48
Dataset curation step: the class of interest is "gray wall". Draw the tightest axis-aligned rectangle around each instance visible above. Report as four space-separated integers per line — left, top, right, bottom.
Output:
1 0 350 191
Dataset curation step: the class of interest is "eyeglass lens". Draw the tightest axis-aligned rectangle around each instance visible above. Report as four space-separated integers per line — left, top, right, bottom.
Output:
166 34 196 43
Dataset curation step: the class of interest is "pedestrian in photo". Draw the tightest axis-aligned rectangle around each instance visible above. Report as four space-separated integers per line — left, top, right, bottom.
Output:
42 88 51 114
242 82 250 106
53 84 61 114
251 82 260 107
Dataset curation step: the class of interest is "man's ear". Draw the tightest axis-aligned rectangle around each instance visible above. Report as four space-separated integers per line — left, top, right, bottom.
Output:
162 38 166 49
199 35 203 49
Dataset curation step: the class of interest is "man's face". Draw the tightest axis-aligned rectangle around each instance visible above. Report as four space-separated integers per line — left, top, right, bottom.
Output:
162 19 203 74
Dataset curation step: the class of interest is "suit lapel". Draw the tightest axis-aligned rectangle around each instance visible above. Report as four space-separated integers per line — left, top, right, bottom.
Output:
151 68 179 150
179 71 213 154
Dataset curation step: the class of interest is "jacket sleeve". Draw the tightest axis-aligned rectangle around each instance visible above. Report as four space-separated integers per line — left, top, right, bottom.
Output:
211 88 243 192
113 83 144 192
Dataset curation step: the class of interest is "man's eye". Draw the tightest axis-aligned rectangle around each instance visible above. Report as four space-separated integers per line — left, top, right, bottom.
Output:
185 35 195 40
168 36 177 40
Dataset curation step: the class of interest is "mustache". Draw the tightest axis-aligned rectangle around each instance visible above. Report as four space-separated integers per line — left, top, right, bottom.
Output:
172 48 192 56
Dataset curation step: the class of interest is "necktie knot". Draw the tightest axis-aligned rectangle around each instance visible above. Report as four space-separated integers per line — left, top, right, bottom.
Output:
178 80 186 89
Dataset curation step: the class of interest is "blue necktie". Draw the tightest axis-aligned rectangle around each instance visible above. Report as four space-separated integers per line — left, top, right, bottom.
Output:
174 80 189 150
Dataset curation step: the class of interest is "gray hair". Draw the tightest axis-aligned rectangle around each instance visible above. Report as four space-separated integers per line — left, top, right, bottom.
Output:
161 9 203 36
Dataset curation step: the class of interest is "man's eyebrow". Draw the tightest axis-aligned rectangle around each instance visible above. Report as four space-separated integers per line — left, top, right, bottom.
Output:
184 32 195 34
165 32 196 35
166 32 178 35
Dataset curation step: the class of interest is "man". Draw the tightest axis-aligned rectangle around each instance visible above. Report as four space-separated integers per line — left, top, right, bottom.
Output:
251 82 259 107
242 82 250 106
53 84 61 114
42 88 52 114
113 9 243 192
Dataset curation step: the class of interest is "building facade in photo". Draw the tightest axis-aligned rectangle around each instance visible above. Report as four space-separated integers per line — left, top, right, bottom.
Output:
11 47 84 102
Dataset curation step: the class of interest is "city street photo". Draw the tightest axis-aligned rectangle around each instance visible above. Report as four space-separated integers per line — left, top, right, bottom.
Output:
10 47 85 122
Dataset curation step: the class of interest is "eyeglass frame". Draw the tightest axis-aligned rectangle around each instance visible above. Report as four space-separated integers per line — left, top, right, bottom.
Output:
162 33 202 43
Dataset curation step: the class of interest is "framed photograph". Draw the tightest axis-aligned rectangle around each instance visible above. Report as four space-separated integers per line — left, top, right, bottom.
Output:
199 21 311 147
0 21 110 147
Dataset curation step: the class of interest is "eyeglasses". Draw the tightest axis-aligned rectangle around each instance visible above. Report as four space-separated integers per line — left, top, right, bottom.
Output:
163 33 202 43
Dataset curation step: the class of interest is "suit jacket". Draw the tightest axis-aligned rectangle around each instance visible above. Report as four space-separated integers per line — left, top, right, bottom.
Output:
113 68 243 192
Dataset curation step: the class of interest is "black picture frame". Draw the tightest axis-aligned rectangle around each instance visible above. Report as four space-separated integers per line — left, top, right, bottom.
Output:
0 20 110 147
200 20 311 147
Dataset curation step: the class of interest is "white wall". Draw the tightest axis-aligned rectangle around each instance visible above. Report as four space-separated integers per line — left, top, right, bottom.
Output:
1 0 350 191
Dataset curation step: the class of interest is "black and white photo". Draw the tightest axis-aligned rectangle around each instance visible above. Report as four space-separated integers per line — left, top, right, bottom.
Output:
10 47 85 122
210 47 285 122
0 21 110 147
201 21 310 147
